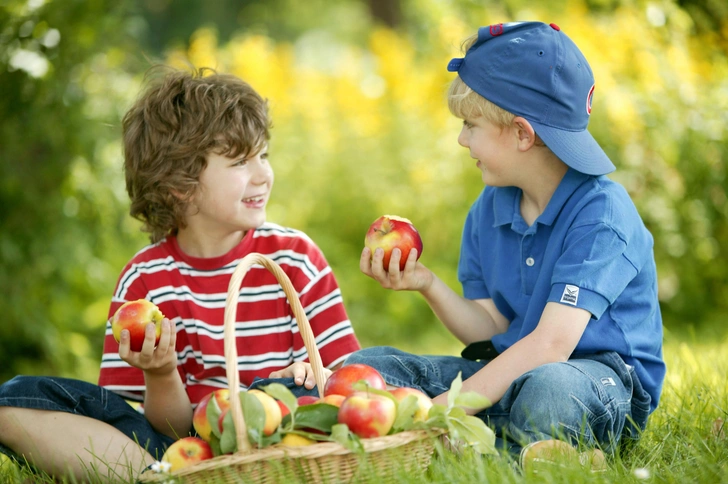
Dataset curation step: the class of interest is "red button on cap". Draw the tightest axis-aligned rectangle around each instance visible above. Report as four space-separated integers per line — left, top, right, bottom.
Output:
550 23 561 31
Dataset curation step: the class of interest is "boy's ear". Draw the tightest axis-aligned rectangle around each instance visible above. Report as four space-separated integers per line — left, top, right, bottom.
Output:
512 117 538 151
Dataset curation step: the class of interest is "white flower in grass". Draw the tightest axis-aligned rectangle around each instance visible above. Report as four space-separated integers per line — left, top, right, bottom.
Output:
633 467 651 479
151 460 172 473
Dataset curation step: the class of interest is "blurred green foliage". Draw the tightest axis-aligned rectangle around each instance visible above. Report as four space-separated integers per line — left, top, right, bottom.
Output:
1 0 726 383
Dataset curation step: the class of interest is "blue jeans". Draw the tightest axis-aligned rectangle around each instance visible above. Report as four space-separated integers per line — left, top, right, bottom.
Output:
0 374 320 465
0 376 177 463
344 347 651 454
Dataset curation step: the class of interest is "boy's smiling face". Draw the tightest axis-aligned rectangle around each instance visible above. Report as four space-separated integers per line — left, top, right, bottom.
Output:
188 146 274 236
457 116 518 186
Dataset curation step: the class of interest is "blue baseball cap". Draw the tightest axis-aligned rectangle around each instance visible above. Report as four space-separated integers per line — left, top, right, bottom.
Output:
447 21 615 176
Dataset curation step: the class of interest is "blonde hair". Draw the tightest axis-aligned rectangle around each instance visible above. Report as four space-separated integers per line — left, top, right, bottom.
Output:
446 34 516 127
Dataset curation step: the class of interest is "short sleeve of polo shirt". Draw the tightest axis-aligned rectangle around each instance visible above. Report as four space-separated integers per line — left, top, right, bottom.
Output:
458 196 490 300
549 221 641 319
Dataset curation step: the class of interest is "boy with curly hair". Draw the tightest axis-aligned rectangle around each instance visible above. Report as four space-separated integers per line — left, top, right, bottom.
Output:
0 67 360 480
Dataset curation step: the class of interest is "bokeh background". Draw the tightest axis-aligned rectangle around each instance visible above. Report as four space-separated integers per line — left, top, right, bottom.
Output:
1 0 726 384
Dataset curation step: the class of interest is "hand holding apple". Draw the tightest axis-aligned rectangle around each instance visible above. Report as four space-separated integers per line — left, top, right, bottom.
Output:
365 215 423 272
111 299 165 352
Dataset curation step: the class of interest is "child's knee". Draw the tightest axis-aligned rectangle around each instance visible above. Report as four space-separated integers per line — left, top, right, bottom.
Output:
344 346 401 365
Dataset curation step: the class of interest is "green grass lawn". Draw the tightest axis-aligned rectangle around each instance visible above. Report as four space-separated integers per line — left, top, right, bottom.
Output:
2 329 726 483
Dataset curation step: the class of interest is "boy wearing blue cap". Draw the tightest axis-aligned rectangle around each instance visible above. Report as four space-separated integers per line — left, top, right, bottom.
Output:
351 21 665 468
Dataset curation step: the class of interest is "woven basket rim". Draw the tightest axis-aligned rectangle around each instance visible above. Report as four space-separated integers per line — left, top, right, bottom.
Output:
137 428 445 481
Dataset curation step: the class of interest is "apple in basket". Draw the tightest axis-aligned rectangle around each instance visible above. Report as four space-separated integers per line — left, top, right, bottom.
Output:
390 387 433 422
320 394 346 407
365 215 423 271
249 389 283 436
192 389 231 442
297 395 320 406
161 436 213 472
110 299 165 352
338 391 396 438
323 363 387 398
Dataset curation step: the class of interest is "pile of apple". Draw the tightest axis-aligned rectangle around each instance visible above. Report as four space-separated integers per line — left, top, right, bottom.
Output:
159 363 447 471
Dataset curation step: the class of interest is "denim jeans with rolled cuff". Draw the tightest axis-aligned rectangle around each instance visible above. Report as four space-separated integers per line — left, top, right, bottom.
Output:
0 376 177 465
344 347 651 455
0 374 319 465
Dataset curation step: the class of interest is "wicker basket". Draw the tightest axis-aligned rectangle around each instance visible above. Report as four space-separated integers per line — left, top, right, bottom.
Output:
139 252 442 483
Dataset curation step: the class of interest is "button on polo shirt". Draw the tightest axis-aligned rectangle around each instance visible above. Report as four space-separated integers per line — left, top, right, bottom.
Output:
457 168 665 411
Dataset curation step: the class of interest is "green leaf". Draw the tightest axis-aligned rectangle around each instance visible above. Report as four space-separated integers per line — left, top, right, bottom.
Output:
219 409 237 454
447 415 497 455
260 383 298 416
427 403 448 420
209 432 223 457
293 403 339 433
447 372 464 408
240 391 267 447
207 395 223 439
330 423 364 453
447 406 467 420
454 391 491 410
392 394 420 432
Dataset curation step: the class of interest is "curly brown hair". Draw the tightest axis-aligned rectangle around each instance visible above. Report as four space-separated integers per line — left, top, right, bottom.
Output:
122 66 270 243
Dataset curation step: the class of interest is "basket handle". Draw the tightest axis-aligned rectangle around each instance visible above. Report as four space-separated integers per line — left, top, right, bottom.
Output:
224 252 328 453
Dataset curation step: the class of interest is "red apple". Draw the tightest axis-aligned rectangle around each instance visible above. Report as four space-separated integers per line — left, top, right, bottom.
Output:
110 299 165 352
192 389 230 442
365 215 423 271
248 389 283 436
161 436 213 472
218 408 229 433
297 395 320 406
324 363 387 398
320 394 346 407
276 399 291 419
390 387 433 422
338 391 396 438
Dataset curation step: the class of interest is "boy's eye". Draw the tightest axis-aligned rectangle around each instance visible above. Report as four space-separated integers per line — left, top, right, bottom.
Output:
463 120 474 129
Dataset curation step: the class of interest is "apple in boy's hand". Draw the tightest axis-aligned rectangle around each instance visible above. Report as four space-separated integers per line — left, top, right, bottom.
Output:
323 363 387 398
192 389 230 442
338 391 396 438
111 299 165 352
390 387 433 422
365 215 423 271
161 436 213 472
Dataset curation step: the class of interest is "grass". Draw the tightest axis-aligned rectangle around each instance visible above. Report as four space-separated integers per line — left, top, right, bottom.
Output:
1 329 726 483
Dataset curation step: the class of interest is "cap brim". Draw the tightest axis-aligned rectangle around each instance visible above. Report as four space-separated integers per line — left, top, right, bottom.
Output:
528 121 615 176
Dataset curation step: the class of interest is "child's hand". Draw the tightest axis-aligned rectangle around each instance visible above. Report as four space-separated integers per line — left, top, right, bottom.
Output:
360 247 433 291
269 362 332 390
118 318 177 376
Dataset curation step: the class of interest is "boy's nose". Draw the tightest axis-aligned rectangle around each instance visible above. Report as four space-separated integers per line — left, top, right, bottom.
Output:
457 127 469 148
250 157 273 182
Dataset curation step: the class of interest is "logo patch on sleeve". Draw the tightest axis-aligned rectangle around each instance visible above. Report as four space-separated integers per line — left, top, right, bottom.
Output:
560 285 579 305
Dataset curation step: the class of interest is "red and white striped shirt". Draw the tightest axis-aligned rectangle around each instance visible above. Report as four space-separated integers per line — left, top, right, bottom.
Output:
98 223 361 405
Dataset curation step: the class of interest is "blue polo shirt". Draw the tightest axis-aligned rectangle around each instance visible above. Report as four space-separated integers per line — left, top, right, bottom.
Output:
458 169 665 411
